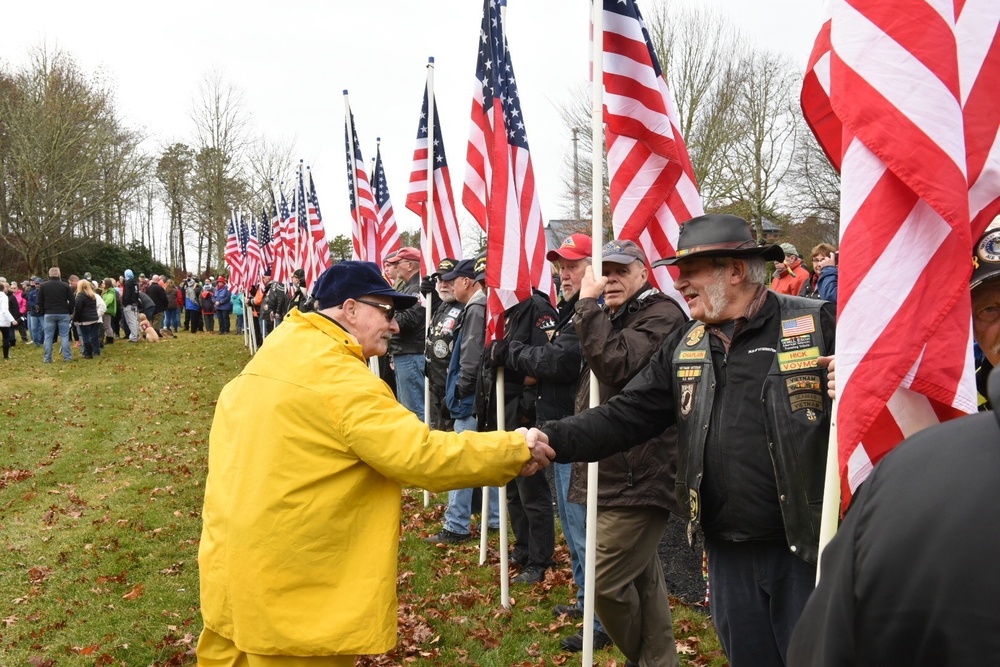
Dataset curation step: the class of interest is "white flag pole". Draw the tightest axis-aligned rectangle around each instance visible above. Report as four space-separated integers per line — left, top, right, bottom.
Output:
816 400 840 583
423 58 437 509
497 367 510 609
583 0 605 662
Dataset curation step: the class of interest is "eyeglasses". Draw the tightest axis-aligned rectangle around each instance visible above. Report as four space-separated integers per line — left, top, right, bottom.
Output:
354 299 396 322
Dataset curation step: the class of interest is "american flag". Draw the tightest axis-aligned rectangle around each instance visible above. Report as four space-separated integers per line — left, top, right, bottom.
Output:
344 98 379 262
244 214 264 287
802 0 1000 509
257 203 273 271
306 168 331 289
268 192 287 285
464 0 553 342
275 188 296 285
407 83 463 276
372 143 401 267
296 167 311 283
601 0 703 309
224 214 243 291
237 213 252 292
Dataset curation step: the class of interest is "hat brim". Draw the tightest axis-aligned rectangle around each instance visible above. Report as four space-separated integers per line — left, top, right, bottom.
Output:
652 243 784 267
440 269 475 282
971 270 1000 291
360 285 418 310
546 248 591 262
602 252 645 265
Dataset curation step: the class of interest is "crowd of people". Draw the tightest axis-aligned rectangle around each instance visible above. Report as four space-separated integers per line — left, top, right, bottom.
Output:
0 269 251 362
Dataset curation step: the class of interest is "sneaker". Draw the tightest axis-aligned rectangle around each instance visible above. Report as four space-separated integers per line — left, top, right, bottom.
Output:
553 604 583 619
509 551 529 567
511 564 547 584
423 529 472 545
560 629 613 653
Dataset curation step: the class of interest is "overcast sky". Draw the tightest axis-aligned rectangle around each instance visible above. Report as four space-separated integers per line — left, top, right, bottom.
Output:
1 0 825 252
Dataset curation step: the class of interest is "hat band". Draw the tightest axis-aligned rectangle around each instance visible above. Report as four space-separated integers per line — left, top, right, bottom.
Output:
675 240 759 258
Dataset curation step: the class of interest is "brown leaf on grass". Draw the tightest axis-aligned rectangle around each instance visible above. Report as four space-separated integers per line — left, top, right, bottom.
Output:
70 644 99 655
28 566 51 583
2 615 16 627
95 654 115 666
96 571 128 585
0 468 33 489
159 561 185 576
122 583 144 600
28 656 54 667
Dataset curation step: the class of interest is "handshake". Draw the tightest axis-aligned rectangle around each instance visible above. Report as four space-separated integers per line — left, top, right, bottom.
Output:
515 428 556 477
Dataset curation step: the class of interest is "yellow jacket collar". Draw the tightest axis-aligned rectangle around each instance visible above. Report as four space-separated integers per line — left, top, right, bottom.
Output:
287 309 365 361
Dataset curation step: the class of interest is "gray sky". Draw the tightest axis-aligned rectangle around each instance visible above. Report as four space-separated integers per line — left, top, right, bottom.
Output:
1 0 825 250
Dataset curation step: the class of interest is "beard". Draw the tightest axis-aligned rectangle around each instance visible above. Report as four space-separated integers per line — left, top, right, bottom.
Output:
698 268 732 322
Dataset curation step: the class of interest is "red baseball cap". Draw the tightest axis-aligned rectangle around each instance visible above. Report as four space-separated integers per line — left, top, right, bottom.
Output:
546 233 593 262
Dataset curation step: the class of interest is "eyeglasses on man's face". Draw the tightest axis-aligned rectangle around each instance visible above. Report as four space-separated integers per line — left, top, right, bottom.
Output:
354 299 396 322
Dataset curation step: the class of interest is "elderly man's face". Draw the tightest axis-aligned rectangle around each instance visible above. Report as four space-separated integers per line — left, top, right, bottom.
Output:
350 295 399 358
603 260 647 312
436 278 456 303
557 258 589 301
674 257 734 323
973 280 1000 366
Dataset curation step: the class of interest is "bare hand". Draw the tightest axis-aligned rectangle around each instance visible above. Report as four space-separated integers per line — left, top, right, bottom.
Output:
516 427 555 476
579 266 609 301
815 254 836 271
819 355 836 399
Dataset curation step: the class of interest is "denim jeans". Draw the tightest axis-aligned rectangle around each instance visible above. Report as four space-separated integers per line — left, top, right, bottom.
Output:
553 463 603 631
43 314 72 362
393 353 426 421
80 322 102 357
706 538 816 667
216 311 231 334
164 309 180 331
443 414 500 534
28 314 43 346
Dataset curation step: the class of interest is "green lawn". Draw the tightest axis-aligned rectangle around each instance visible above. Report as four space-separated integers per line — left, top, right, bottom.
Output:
0 332 726 666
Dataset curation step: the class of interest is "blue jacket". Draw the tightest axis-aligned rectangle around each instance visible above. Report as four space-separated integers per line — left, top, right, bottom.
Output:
816 266 838 304
214 286 232 311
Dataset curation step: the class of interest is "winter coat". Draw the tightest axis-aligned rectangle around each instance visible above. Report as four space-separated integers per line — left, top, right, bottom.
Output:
232 293 244 317
262 282 289 320
0 292 14 328
164 286 180 311
816 266 838 304
198 309 529 655
147 281 169 313
566 286 687 515
38 278 74 315
121 277 139 307
201 289 215 315
770 257 809 296
102 290 118 316
214 286 232 311
388 272 425 356
72 293 101 325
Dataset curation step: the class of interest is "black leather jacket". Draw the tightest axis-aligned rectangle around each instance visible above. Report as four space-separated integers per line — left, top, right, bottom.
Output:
542 291 835 565
389 272 426 356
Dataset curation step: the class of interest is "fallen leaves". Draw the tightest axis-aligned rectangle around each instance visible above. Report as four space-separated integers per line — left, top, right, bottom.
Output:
122 583 144 600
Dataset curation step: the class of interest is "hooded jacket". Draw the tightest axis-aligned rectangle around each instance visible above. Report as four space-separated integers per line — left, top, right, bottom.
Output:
198 309 529 655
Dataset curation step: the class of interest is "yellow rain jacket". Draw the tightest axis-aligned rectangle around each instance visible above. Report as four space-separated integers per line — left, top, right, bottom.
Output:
199 309 529 656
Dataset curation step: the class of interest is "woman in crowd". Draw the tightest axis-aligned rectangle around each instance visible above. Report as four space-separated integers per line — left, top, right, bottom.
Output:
0 279 17 360
201 282 216 333
164 279 181 334
10 280 28 343
232 288 244 334
72 278 103 359
101 278 118 344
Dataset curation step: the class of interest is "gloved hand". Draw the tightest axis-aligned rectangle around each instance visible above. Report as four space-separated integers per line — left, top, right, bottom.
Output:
485 339 509 368
420 275 435 295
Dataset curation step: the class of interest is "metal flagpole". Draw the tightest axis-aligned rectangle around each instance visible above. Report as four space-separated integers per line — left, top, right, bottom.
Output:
296 160 305 279
497 367 510 609
583 0 604 661
423 58 437 508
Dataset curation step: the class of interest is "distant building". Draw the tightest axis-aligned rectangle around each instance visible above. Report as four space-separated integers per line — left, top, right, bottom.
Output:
757 217 782 243
545 219 589 250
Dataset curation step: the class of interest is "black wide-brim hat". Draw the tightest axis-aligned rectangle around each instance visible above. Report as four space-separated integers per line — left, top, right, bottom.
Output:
652 213 785 267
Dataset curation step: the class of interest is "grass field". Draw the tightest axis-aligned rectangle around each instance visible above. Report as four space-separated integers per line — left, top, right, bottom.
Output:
0 331 726 666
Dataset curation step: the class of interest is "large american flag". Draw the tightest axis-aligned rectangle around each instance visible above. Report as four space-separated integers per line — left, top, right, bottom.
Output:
244 215 264 288
268 192 287 285
602 0 703 309
344 100 379 262
257 202 274 272
802 0 1000 509
305 168 331 289
407 83 463 276
275 188 296 286
224 213 243 291
372 143 401 267
464 0 553 342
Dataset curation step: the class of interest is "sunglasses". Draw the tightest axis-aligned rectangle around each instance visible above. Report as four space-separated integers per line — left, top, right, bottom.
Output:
355 299 396 322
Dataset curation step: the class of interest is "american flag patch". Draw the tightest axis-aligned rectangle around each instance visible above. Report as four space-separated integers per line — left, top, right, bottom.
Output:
782 316 816 337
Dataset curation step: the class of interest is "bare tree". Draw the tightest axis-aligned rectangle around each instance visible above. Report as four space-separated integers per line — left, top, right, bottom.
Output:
0 48 146 272
189 70 250 273
724 50 799 239
245 135 296 208
785 114 840 241
156 143 195 271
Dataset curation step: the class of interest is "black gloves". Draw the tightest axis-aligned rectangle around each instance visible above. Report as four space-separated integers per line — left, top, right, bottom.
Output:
485 339 509 368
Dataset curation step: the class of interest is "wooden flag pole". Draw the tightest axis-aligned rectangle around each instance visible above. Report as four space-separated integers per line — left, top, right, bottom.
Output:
497 366 510 609
816 399 840 583
582 0 605 662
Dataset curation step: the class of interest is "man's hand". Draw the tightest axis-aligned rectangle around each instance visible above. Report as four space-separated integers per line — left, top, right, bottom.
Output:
819 355 836 399
579 266 608 301
516 427 555 476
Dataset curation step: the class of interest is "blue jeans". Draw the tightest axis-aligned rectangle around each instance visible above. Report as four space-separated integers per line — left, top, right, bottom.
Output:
28 314 43 345
554 463 603 631
43 314 72 362
164 309 180 331
443 415 500 534
216 311 231 334
80 322 102 356
393 353 426 421
706 538 816 667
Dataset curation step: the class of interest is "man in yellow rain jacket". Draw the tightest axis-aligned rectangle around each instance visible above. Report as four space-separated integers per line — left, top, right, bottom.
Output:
197 261 546 666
